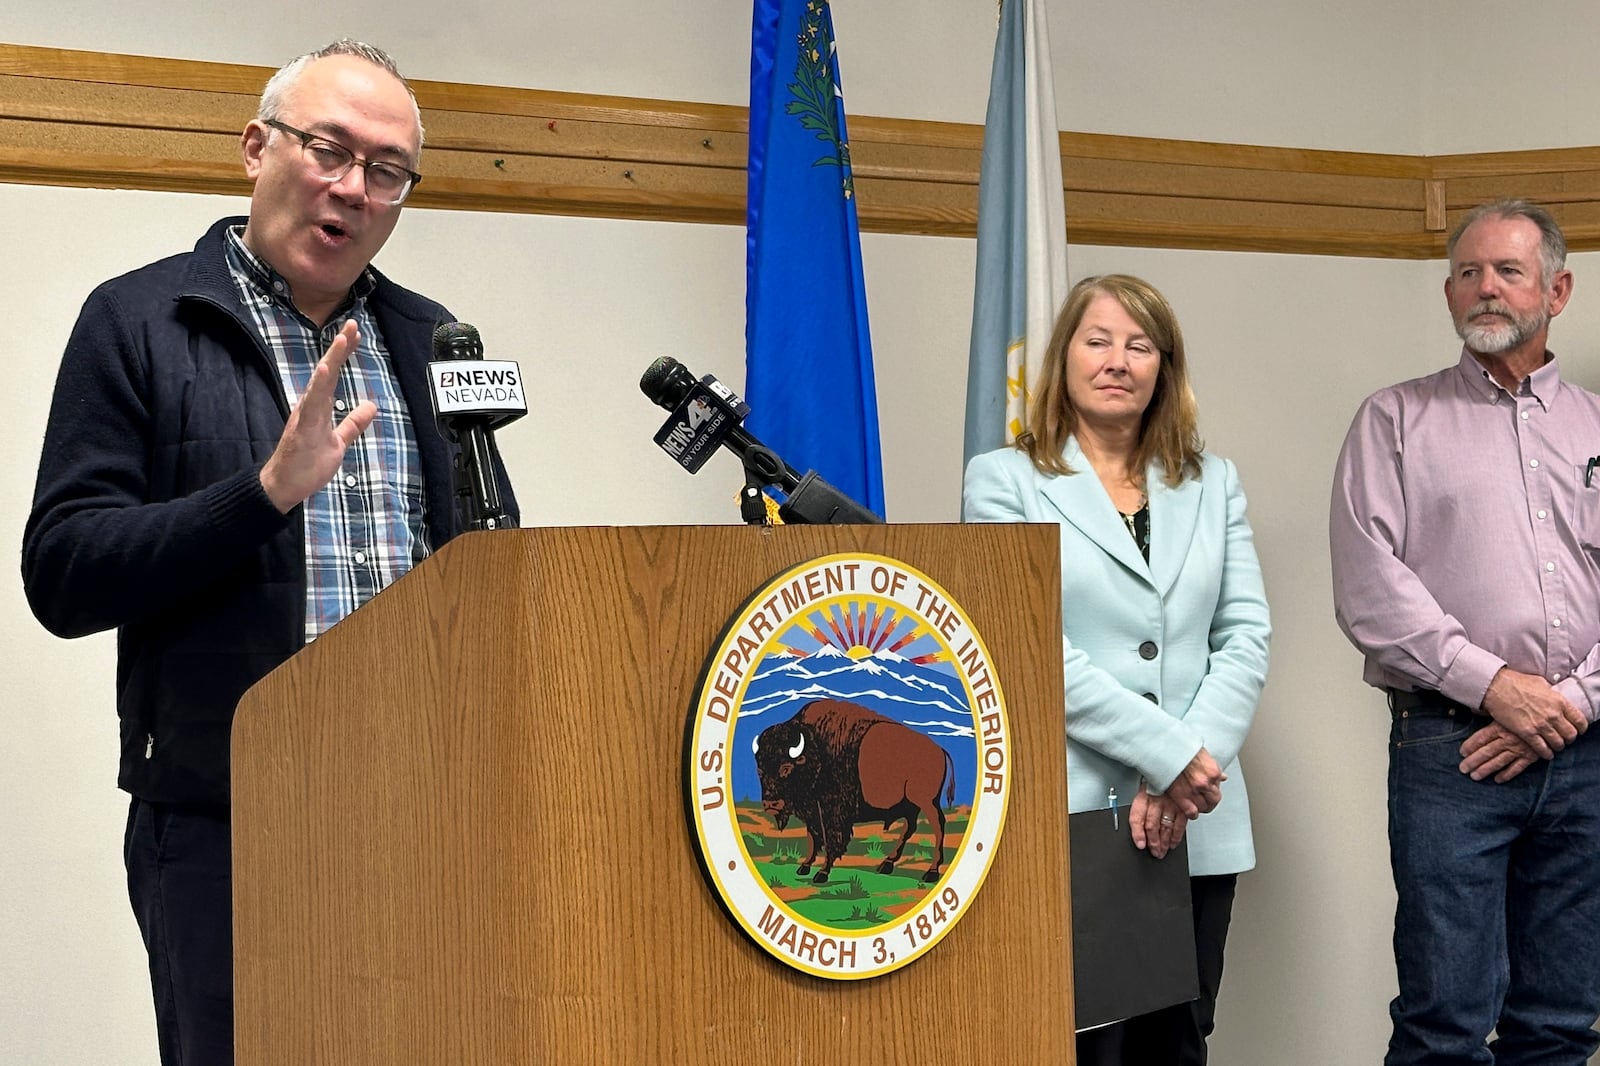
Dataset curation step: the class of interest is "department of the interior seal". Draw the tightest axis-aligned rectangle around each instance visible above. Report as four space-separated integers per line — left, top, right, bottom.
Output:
685 553 1012 980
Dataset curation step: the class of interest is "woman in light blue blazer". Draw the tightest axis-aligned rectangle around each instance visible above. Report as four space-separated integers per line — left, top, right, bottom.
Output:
963 274 1270 1066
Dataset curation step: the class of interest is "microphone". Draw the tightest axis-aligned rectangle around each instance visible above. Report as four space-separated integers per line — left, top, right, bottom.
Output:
639 356 882 525
640 356 786 483
429 322 523 531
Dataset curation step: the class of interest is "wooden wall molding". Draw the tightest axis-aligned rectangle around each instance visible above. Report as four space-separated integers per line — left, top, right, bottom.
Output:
7 42 1600 259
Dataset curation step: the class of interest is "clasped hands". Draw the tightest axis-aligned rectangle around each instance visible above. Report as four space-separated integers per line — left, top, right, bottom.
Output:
1130 748 1224 860
1458 667 1588 784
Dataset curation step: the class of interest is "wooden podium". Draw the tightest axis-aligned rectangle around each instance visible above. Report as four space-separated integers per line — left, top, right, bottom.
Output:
232 524 1074 1063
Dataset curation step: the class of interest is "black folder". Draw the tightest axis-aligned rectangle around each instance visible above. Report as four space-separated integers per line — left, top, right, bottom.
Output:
1069 805 1199 1031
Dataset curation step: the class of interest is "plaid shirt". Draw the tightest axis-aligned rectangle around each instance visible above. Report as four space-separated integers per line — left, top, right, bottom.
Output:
225 227 430 642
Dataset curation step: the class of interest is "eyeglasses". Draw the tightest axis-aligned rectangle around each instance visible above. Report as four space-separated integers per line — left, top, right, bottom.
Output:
264 119 422 206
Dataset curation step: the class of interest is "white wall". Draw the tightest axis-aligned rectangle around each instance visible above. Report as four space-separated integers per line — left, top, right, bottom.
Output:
5 4 1600 1065
1420 0 1600 154
3 0 1428 150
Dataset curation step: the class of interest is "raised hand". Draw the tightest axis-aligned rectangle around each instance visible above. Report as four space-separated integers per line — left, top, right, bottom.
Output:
259 320 378 514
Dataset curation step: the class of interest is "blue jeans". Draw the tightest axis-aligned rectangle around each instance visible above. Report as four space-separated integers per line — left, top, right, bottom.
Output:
1387 707 1600 1065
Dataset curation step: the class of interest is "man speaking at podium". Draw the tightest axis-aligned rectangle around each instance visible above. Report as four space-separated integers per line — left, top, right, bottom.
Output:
21 40 516 1065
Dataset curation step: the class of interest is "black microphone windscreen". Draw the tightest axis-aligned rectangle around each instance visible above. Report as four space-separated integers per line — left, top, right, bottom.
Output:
432 321 483 360
640 356 697 410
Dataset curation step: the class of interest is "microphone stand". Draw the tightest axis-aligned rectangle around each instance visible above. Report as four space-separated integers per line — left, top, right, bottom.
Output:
779 471 883 525
739 445 788 525
736 445 883 526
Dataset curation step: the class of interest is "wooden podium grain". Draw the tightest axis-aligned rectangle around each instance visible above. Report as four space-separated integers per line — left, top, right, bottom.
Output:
232 524 1074 1063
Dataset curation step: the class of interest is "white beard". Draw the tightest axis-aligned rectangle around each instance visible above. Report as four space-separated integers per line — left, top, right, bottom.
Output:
1456 307 1547 355
1459 318 1526 354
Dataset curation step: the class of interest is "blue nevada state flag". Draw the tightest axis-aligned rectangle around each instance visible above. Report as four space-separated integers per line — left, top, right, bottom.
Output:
963 0 1069 467
746 0 885 518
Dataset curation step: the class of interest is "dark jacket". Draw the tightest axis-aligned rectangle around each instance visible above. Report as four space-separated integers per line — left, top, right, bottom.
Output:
21 217 516 805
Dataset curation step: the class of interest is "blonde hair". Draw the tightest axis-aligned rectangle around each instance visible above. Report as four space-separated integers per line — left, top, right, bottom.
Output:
1017 273 1203 486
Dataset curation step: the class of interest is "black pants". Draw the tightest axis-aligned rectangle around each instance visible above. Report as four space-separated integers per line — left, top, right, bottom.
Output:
124 797 234 1066
1076 874 1239 1066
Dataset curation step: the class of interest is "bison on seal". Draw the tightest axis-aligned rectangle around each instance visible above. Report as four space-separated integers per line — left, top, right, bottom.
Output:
752 699 955 884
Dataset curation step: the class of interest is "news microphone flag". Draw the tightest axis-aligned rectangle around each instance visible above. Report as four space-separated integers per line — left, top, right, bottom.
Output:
650 379 741 474
427 362 527 426
745 0 885 518
963 0 1069 468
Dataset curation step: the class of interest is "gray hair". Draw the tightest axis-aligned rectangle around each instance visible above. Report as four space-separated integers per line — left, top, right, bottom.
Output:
257 39 424 147
1447 198 1566 287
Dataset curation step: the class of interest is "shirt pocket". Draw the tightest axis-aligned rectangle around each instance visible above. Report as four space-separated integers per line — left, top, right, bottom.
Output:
1571 464 1600 553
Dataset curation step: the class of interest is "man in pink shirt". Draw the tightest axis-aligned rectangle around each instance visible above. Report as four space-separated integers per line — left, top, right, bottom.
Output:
1332 199 1600 1065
